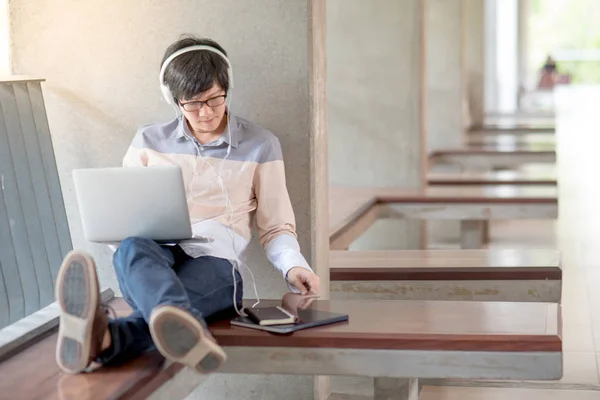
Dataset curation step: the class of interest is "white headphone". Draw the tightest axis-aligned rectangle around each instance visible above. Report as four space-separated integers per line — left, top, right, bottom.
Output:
158 44 234 105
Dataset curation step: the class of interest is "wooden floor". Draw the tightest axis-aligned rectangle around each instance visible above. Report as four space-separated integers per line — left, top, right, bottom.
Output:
423 87 600 397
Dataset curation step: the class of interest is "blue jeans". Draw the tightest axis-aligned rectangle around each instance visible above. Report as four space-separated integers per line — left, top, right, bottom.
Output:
97 236 243 366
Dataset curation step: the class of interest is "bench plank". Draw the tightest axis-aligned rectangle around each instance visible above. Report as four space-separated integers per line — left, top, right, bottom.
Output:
428 170 557 186
329 186 558 250
0 297 561 400
328 186 558 209
374 186 558 204
328 186 558 249
476 117 555 130
466 135 556 147
429 150 556 168
465 143 556 152
330 249 561 281
211 299 561 352
481 122 555 129
331 248 559 260
329 188 377 237
469 128 555 135
0 297 177 400
432 149 556 155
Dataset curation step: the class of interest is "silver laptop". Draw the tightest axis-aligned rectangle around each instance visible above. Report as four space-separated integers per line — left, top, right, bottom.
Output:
73 165 193 243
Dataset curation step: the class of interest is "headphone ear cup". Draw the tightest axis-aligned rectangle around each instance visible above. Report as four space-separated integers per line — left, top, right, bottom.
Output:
160 84 174 105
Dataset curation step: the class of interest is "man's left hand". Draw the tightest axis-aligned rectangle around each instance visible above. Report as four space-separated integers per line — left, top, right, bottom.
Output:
286 267 320 295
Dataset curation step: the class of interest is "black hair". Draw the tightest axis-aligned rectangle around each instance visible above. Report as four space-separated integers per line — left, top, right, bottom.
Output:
161 34 229 102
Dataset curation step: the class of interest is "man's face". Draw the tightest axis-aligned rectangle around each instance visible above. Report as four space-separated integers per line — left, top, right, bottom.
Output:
179 84 227 134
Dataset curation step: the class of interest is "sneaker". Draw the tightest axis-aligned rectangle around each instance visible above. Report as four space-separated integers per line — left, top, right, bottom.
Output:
149 305 227 374
55 250 109 374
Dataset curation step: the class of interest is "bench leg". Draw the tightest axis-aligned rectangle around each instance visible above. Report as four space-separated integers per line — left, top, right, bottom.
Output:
374 378 419 400
481 220 490 244
460 220 485 249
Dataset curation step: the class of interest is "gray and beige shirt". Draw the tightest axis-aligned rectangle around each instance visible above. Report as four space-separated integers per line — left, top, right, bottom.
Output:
122 114 311 278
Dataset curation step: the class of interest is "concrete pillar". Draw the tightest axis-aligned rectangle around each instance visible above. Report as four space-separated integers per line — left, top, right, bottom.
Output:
485 0 499 113
328 0 426 250
425 0 463 246
0 0 9 74
463 0 486 128
517 0 530 103
496 0 519 113
374 378 419 400
426 0 464 152
10 1 326 399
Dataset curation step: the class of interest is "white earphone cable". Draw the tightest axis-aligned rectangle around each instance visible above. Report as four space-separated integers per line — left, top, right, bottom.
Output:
183 93 260 317
161 45 261 317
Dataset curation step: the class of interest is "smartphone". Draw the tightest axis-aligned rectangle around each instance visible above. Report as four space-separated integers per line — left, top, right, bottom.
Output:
244 306 298 326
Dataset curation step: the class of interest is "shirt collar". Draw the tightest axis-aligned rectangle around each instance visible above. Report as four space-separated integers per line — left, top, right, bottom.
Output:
169 112 240 148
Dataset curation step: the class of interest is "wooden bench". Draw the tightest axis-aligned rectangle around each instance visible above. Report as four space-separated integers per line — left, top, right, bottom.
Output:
473 117 556 132
0 296 563 400
428 170 557 186
429 149 556 169
469 126 555 135
484 111 555 119
465 141 556 152
329 187 380 250
330 249 562 302
330 186 558 249
466 134 556 148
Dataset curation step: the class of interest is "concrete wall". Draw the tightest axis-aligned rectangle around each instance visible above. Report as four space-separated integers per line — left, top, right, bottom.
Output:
327 0 425 250
495 0 519 113
485 0 499 112
10 1 317 399
463 0 486 127
485 0 519 113
0 0 9 74
517 0 529 96
425 0 464 245
426 0 464 152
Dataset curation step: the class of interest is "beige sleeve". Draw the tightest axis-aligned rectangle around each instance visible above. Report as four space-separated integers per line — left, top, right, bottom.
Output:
253 158 297 247
122 146 148 167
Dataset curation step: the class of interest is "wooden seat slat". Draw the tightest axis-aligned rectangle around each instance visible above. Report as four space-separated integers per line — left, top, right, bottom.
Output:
329 250 561 281
330 248 559 261
330 186 558 203
0 295 562 400
428 149 557 167
466 135 556 147
330 250 559 267
369 186 557 204
328 188 377 237
0 298 177 400
327 186 558 248
209 299 560 352
430 149 555 156
482 123 555 130
469 128 555 135
465 143 556 151
428 170 557 186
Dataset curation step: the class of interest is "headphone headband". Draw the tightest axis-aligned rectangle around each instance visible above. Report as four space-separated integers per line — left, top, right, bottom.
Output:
159 44 234 105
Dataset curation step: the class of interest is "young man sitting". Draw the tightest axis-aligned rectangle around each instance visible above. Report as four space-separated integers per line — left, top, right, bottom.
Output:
54 35 319 375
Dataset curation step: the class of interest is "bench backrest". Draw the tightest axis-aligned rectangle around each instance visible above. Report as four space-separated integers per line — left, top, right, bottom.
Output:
0 78 73 329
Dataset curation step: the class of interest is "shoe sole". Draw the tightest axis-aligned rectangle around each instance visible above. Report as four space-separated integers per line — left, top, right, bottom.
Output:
55 251 100 374
149 306 227 374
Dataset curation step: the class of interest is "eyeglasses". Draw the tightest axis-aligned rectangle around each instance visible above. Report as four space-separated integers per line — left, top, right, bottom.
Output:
179 95 227 112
